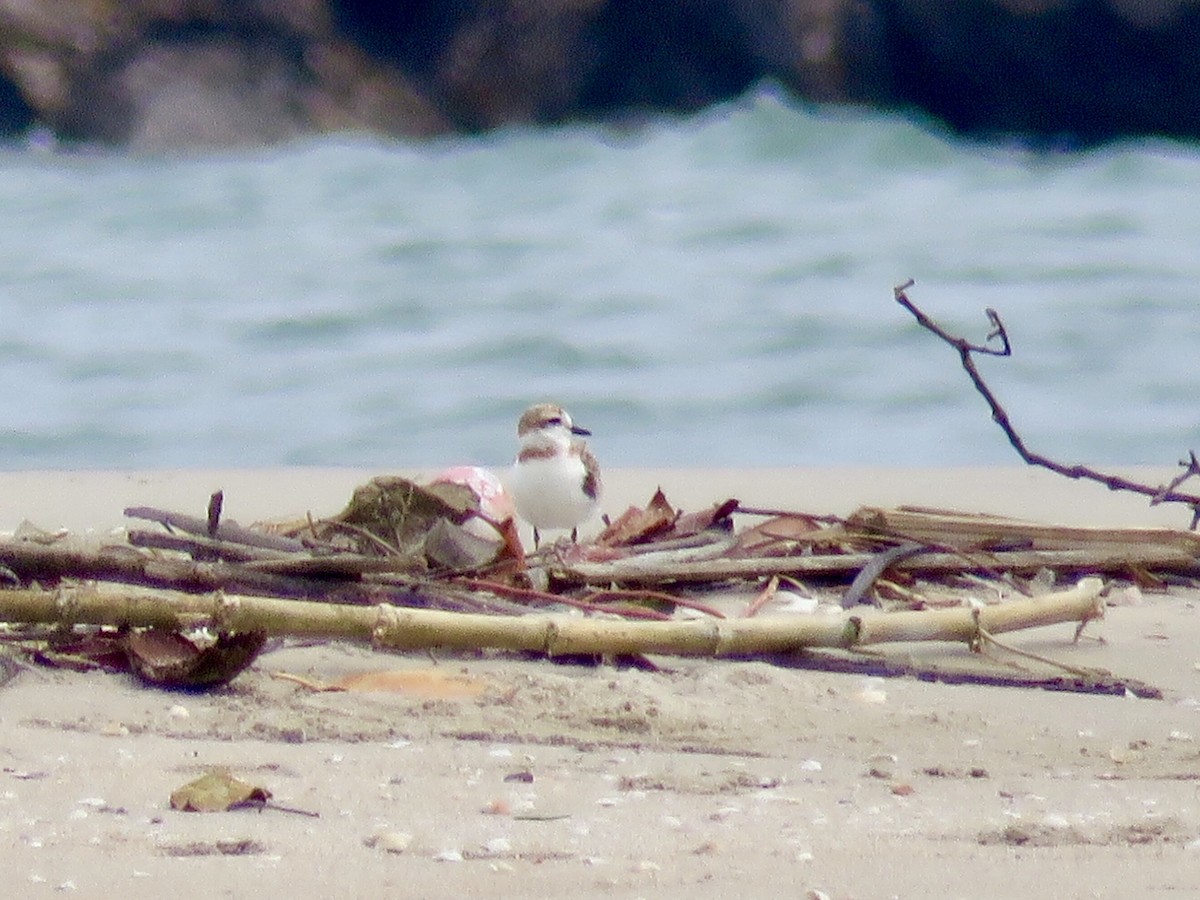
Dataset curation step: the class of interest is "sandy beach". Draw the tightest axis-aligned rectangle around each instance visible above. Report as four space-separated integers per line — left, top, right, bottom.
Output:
2 467 1199 898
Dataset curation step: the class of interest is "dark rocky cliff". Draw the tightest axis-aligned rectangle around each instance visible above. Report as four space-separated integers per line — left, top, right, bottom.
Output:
0 0 1197 149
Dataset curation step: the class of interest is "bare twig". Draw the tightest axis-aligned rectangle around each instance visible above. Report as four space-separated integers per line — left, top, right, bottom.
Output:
125 506 306 553
452 577 673 620
560 543 1198 584
763 648 1160 699
1152 451 1200 506
742 575 779 618
126 529 294 564
895 279 1200 528
0 539 480 612
580 587 727 619
206 490 223 538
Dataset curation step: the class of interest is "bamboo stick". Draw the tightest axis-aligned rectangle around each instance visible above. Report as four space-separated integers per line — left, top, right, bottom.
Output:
0 577 1104 658
850 581 1104 645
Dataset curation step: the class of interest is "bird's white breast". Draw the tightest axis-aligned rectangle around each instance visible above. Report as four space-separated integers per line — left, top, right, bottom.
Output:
507 451 597 530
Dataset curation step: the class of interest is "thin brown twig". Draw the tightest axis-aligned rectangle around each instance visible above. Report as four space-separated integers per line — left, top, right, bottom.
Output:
124 505 305 553
311 518 408 558
741 575 779 618
453 577 673 620
732 507 844 524
1152 450 1200 506
895 279 1200 529
580 588 727 619
975 622 1097 678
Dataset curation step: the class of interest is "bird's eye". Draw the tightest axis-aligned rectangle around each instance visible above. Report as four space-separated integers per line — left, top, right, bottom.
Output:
546 417 562 426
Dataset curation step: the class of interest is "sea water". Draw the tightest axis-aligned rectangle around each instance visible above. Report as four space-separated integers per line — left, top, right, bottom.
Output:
1 88 1198 471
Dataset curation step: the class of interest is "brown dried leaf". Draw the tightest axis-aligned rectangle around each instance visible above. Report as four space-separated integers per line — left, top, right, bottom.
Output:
596 489 678 547
34 631 130 672
329 668 490 699
323 476 475 556
126 629 266 689
308 475 522 574
494 515 525 565
169 769 271 813
669 498 739 538
734 514 828 555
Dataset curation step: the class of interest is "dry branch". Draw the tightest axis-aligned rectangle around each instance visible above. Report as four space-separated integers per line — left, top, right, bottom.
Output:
770 650 1161 699
125 505 305 552
558 544 1197 586
0 539 499 613
850 506 1200 553
0 577 1104 658
895 279 1200 528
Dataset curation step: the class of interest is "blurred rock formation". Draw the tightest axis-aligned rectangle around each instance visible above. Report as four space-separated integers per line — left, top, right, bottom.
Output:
0 0 1196 149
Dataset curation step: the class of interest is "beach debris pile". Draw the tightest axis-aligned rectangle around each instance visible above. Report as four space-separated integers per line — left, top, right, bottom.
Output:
0 471 1194 696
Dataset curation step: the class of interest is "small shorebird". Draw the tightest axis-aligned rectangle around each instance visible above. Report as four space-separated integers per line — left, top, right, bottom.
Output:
507 403 601 548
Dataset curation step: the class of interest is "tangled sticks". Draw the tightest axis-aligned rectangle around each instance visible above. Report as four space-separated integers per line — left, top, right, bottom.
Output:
894 280 1200 529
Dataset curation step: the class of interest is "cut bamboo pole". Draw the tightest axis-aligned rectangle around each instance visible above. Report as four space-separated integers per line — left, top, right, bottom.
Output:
0 577 1104 658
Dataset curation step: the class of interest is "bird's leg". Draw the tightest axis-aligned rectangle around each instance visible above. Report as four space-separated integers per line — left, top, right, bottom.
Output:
570 527 578 542
532 527 542 550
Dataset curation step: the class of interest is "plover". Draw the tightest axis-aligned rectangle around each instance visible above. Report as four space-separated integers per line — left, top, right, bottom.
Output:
507 403 601 548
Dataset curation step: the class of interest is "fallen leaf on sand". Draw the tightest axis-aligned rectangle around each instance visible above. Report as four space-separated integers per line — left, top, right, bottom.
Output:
333 669 490 698
169 769 271 813
275 668 491 699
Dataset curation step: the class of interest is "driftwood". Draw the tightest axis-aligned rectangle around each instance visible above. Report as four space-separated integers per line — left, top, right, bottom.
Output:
849 506 1200 553
13 513 1195 600
125 504 305 553
4 502 1199 612
0 471 1190 695
0 538 519 615
0 577 1104 658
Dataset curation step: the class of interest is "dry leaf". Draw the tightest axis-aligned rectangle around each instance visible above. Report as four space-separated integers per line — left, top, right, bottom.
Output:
332 476 474 555
669 498 740 537
34 631 129 672
169 769 271 813
330 668 490 699
734 514 827 555
126 629 266 689
597 489 678 546
275 668 493 700
299 474 526 572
